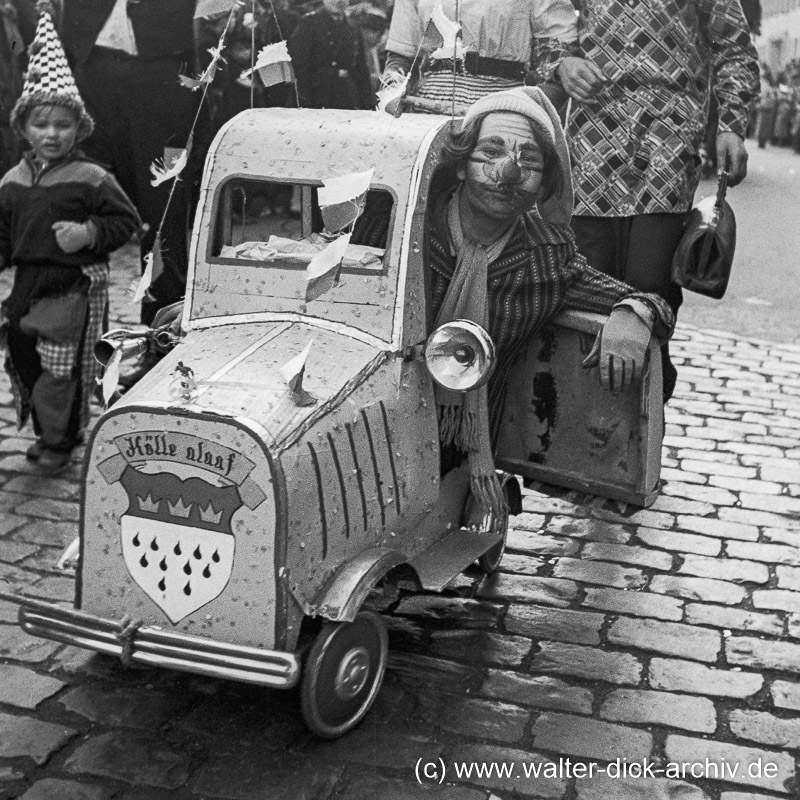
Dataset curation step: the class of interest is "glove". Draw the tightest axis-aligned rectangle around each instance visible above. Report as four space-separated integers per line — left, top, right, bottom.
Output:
52 220 95 254
582 306 651 393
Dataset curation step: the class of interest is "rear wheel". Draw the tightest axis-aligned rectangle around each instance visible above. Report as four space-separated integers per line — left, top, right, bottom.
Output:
300 611 388 738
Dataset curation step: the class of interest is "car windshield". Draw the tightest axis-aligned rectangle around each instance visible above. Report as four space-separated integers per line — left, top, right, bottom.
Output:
210 178 394 274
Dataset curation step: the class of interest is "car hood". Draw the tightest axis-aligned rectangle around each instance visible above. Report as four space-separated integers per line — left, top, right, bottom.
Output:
118 321 389 450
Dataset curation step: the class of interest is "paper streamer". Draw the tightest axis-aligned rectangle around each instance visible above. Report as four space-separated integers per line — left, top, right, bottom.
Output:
150 147 188 187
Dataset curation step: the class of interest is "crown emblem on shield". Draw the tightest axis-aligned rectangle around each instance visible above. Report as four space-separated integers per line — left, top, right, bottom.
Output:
119 466 244 623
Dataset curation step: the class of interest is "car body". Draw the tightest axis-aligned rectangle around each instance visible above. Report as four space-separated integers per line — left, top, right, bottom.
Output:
9 109 663 737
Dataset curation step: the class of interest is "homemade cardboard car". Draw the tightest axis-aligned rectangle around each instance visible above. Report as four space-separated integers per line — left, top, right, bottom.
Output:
6 109 663 738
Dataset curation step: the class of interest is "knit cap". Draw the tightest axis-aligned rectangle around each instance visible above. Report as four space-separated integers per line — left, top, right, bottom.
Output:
461 86 573 225
10 1 94 141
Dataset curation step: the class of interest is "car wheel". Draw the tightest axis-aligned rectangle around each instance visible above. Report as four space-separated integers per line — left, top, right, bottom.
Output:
300 611 388 738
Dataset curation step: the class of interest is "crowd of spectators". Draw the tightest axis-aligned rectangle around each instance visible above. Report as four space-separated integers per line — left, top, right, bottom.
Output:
753 60 800 153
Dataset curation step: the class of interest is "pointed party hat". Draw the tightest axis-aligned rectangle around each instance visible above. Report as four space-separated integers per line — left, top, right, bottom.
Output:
10 1 94 141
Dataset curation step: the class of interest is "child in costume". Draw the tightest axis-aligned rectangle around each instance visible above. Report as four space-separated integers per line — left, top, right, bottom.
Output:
0 3 140 474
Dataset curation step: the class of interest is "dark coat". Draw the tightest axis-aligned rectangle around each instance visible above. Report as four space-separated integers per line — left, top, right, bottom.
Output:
60 0 196 66
288 9 372 110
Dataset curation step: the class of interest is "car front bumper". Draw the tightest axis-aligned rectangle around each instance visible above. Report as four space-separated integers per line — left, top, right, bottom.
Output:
10 593 300 688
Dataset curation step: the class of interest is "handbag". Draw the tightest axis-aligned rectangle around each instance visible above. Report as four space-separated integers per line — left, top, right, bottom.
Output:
19 292 88 343
671 170 736 299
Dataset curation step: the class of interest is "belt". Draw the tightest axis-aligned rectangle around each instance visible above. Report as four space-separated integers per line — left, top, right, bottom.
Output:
428 52 526 81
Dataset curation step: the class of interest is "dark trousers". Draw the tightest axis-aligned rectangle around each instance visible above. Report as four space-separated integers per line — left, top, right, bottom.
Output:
75 49 198 323
7 327 82 449
571 214 687 402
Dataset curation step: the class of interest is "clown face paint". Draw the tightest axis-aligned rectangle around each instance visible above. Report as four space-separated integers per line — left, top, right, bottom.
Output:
459 112 545 227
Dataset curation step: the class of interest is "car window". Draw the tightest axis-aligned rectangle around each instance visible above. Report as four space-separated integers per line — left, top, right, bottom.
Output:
209 178 393 275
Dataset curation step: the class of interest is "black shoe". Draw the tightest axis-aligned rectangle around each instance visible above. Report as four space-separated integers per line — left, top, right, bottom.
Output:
38 448 72 475
26 439 45 461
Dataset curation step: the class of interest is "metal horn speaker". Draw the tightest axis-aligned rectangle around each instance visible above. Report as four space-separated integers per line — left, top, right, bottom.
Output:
424 320 496 391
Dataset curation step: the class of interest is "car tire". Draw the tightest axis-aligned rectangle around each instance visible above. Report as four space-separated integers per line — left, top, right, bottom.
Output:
300 611 388 738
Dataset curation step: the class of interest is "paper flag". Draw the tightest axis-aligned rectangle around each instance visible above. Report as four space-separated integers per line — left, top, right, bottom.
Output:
429 2 465 61
280 341 316 407
150 147 188 187
179 44 225 90
305 233 351 302
377 72 409 114
240 41 295 87
318 169 374 207
102 348 123 406
195 0 240 19
318 169 373 233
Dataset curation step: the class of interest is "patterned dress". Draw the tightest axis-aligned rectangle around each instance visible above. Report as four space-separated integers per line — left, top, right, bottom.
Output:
544 0 760 216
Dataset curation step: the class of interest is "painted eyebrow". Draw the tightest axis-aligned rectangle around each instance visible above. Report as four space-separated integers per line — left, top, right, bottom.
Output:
475 136 506 147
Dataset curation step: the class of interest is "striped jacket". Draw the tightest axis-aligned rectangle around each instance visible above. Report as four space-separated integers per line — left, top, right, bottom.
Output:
427 195 675 433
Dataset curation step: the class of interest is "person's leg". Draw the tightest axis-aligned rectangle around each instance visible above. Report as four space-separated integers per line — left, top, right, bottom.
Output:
571 215 630 279
623 214 686 403
31 337 81 473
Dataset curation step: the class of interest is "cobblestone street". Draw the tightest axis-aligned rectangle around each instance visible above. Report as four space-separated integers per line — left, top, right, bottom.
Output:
0 244 799 799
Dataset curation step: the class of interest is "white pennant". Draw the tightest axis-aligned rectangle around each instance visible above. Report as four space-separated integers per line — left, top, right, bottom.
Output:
305 233 351 302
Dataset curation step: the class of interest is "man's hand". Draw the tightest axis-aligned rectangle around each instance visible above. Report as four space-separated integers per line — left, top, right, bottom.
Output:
52 221 95 254
557 57 607 105
582 307 651 393
716 132 748 186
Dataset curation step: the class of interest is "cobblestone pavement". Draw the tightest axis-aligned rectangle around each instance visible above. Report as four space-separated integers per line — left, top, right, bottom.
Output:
0 245 799 800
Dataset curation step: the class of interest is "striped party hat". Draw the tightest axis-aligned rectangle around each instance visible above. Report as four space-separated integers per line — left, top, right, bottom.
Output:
10 1 94 141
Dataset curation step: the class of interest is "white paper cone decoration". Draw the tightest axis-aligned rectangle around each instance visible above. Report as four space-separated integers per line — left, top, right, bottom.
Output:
318 169 373 233
305 233 351 302
280 341 316 407
195 0 241 19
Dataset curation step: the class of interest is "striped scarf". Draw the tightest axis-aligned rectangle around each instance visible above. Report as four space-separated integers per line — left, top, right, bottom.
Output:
434 187 516 520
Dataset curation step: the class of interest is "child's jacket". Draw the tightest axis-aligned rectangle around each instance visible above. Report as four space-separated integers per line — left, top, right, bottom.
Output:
0 150 140 321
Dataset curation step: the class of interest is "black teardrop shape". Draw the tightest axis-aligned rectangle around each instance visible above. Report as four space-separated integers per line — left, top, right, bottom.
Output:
173 542 182 555
150 537 159 551
203 564 211 579
183 560 192 575
159 557 167 572
158 577 166 592
132 533 140 547
193 546 202 560
139 554 148 567
211 550 220 563
183 581 192 596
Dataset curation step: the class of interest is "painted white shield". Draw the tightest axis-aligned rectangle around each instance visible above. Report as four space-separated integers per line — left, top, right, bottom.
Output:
121 516 235 623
